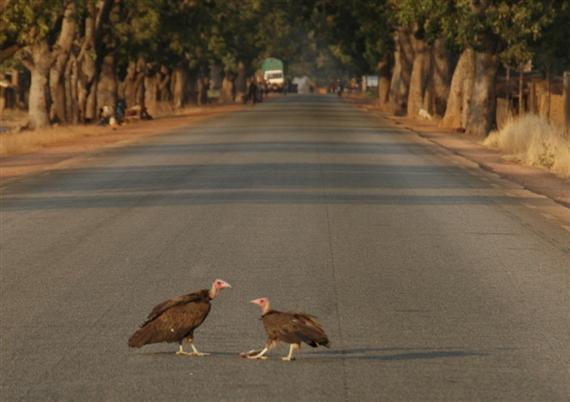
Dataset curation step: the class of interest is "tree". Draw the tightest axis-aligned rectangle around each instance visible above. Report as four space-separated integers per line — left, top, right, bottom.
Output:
440 0 555 135
1 1 72 128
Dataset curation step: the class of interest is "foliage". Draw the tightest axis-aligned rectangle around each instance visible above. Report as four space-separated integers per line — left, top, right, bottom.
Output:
1 0 68 47
1 0 568 86
392 0 561 72
533 0 570 74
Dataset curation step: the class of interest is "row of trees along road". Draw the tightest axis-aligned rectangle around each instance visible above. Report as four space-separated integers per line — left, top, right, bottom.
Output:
1 0 569 135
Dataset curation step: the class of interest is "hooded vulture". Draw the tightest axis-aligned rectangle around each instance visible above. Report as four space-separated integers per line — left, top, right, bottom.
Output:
128 279 231 356
241 297 330 361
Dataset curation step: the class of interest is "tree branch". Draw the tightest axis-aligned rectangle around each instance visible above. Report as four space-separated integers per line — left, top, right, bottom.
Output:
0 44 20 63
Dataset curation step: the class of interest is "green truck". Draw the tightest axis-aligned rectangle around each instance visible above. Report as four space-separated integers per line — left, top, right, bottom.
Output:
261 58 285 92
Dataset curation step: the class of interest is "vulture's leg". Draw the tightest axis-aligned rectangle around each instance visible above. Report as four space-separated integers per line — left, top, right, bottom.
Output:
247 347 268 360
282 343 300 361
240 348 266 358
176 338 209 357
176 343 193 356
189 343 210 357
244 340 276 360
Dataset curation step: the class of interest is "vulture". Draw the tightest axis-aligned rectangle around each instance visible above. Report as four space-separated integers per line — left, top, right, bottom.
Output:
241 297 330 361
128 279 231 356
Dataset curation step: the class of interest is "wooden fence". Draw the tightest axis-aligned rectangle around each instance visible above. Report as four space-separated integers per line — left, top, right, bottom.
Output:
496 71 570 136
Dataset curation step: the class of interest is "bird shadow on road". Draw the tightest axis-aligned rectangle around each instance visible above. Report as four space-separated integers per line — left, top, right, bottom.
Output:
133 350 243 358
132 347 486 363
304 347 486 362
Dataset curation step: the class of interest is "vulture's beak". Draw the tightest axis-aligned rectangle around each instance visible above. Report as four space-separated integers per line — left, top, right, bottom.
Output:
214 279 231 289
250 298 263 306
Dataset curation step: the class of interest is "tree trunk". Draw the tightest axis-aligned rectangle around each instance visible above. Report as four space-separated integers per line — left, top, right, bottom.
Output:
388 27 414 115
94 0 120 117
29 67 50 129
461 49 475 129
197 74 208 106
27 42 52 129
144 72 158 116
49 1 77 123
428 38 450 116
441 48 474 130
465 51 498 137
77 1 98 122
562 71 570 133
234 61 247 103
505 66 512 115
129 57 146 108
122 61 137 107
546 70 551 122
77 67 95 122
210 64 222 90
407 36 430 118
66 55 79 124
157 65 171 102
96 53 117 115
220 69 234 104
172 67 187 109
377 54 391 110
518 69 524 116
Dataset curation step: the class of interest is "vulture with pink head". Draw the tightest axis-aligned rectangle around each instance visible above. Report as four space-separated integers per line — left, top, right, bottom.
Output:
241 297 330 361
128 279 231 356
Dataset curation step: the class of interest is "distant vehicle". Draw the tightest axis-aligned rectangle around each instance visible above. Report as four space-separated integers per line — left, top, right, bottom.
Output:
261 58 285 92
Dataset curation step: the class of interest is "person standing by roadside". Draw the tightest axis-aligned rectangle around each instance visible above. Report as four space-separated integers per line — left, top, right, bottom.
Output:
248 79 258 105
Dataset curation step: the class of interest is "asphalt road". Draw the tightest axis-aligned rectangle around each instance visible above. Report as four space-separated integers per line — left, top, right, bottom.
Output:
1 95 568 401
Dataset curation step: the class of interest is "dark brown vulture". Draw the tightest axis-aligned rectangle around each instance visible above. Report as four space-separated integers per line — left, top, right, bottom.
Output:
128 279 231 356
241 297 330 361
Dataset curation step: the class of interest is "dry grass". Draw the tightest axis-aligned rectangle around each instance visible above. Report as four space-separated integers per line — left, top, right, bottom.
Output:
484 114 570 178
0 125 110 157
0 104 242 158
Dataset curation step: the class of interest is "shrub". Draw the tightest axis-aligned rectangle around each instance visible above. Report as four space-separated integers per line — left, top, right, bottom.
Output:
484 114 570 178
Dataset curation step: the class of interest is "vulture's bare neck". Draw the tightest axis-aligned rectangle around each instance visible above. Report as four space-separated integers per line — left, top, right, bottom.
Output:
261 301 271 315
208 285 218 300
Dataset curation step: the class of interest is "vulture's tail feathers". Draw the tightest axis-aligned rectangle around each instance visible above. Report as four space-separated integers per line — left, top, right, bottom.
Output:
294 313 330 348
128 325 152 348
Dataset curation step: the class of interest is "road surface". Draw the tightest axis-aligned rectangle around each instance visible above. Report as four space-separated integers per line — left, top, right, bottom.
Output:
1 95 568 401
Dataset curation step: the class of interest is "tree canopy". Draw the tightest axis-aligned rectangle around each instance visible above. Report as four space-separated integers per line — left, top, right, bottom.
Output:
1 0 568 131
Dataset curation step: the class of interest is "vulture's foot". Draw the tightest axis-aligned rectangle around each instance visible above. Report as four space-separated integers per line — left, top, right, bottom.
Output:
248 355 268 360
282 344 299 361
241 347 268 360
189 344 209 356
176 344 209 357
240 352 268 360
176 350 210 357
250 356 268 360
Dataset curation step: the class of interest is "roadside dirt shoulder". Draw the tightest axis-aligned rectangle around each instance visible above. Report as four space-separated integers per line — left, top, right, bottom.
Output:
0 104 243 184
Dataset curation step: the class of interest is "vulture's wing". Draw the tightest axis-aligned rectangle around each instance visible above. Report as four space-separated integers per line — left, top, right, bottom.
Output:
290 313 330 346
129 297 211 347
266 311 330 347
142 290 206 326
